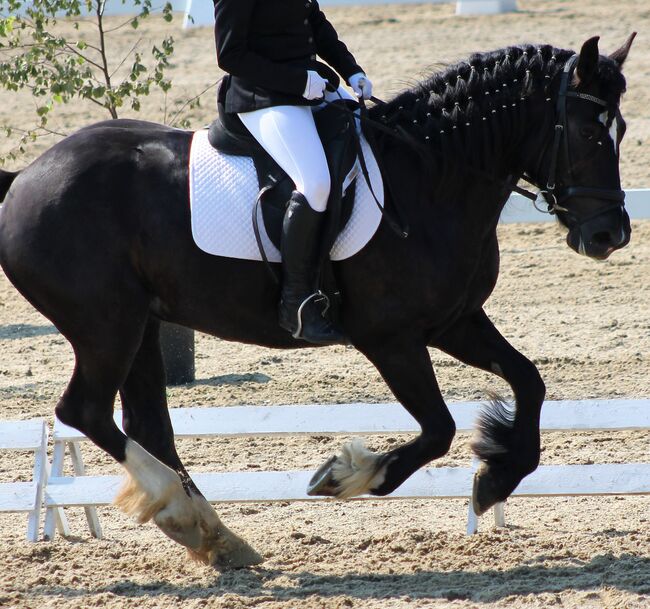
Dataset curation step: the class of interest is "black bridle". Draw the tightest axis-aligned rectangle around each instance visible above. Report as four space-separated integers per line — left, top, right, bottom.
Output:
521 54 626 225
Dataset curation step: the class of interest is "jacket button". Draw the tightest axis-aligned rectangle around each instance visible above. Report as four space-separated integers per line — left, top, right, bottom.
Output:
304 18 309 25
311 54 316 60
308 36 313 43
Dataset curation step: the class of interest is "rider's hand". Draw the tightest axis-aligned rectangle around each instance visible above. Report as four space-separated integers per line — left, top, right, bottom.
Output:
349 72 373 100
302 70 328 101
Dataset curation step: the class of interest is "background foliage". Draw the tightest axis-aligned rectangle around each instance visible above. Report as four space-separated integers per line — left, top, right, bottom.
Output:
0 0 200 161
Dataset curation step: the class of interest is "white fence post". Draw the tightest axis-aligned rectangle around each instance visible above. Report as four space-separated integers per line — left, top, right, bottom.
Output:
182 0 214 28
0 419 49 541
456 0 517 15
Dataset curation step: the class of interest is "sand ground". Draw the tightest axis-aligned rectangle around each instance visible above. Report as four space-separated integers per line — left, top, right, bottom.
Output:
1 1 650 608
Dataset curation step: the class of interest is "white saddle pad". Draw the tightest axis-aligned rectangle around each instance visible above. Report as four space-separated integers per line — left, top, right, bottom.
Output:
189 129 383 262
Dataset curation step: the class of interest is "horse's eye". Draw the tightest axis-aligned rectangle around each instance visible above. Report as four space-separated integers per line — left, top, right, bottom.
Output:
580 125 599 139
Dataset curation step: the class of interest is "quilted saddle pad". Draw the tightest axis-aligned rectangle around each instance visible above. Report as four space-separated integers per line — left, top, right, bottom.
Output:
188 129 384 262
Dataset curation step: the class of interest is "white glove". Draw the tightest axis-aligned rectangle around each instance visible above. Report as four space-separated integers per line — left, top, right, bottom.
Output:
302 70 327 101
349 72 373 100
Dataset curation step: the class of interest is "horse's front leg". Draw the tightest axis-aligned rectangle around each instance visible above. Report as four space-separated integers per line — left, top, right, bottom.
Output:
308 335 456 498
434 309 546 515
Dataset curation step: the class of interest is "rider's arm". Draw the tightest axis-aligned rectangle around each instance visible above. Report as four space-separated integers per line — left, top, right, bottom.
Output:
308 1 364 84
213 0 308 96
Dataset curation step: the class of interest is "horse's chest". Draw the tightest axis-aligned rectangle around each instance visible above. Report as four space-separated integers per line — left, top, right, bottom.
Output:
429 231 499 311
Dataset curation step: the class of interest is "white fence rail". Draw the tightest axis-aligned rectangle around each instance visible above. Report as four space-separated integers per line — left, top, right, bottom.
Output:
41 399 650 540
501 188 650 224
2 400 648 541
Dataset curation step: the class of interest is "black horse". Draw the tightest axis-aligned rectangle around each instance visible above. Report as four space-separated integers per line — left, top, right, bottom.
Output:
0 35 634 569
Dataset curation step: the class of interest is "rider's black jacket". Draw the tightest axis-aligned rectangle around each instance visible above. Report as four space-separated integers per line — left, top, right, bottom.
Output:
213 0 363 113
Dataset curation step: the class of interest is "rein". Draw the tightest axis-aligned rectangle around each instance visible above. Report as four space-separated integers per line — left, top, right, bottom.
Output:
320 90 411 239
330 95 541 206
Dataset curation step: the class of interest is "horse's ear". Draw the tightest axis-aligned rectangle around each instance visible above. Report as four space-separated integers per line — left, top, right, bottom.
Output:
609 32 637 68
576 36 600 85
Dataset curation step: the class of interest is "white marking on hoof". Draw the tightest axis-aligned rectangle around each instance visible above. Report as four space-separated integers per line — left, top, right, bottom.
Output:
116 441 190 523
331 439 387 499
116 440 262 569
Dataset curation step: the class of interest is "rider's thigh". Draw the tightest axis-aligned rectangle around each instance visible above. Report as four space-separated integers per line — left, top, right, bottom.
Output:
239 105 330 212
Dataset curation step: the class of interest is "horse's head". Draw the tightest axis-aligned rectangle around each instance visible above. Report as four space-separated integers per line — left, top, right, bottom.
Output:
526 34 635 260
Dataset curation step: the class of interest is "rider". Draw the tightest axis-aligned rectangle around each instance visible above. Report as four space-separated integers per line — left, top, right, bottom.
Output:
213 0 373 345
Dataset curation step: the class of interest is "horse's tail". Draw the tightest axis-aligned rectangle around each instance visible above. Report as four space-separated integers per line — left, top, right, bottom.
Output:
0 169 19 203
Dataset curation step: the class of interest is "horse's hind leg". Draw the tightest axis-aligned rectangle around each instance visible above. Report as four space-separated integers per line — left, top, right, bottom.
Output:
117 318 262 569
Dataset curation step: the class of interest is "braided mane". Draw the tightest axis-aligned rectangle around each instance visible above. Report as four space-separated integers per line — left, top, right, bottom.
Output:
368 45 583 193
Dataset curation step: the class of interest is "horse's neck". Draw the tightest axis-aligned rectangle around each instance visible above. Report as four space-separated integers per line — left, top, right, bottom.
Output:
377 87 550 230
456 93 550 220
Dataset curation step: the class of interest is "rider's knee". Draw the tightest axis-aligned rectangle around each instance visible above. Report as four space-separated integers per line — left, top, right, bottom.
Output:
302 172 331 212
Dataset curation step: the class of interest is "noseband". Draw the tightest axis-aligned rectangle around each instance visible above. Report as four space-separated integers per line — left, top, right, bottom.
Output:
524 54 625 226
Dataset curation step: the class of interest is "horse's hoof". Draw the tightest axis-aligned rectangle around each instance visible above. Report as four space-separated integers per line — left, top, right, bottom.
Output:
210 538 264 571
188 530 264 571
471 470 490 516
472 467 508 516
306 455 340 496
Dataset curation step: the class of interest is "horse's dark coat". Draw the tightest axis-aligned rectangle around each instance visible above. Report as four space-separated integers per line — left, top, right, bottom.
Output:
0 37 633 553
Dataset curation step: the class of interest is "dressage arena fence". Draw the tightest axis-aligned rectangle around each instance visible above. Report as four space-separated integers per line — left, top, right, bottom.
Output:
11 1 519 26
1 399 649 541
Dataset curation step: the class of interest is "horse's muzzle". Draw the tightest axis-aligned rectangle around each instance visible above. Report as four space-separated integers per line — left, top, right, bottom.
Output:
566 207 631 260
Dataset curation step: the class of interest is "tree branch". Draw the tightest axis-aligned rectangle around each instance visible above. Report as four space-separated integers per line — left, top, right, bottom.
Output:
109 37 143 79
168 81 219 127
94 0 117 118
63 42 104 71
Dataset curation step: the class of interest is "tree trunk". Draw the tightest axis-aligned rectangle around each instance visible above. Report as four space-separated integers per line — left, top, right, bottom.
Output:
159 322 195 385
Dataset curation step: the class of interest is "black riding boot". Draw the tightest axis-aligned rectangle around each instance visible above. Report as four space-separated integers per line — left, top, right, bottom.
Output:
278 192 346 345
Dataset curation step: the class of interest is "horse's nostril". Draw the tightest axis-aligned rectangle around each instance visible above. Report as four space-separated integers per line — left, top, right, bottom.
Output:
592 231 612 245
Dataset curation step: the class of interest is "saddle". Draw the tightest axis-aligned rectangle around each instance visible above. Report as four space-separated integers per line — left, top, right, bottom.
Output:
207 90 360 262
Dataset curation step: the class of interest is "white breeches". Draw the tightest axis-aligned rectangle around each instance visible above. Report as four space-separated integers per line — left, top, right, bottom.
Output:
238 86 356 212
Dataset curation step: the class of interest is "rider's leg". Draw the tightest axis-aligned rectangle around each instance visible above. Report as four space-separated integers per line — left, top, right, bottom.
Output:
238 105 345 345
238 104 330 210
